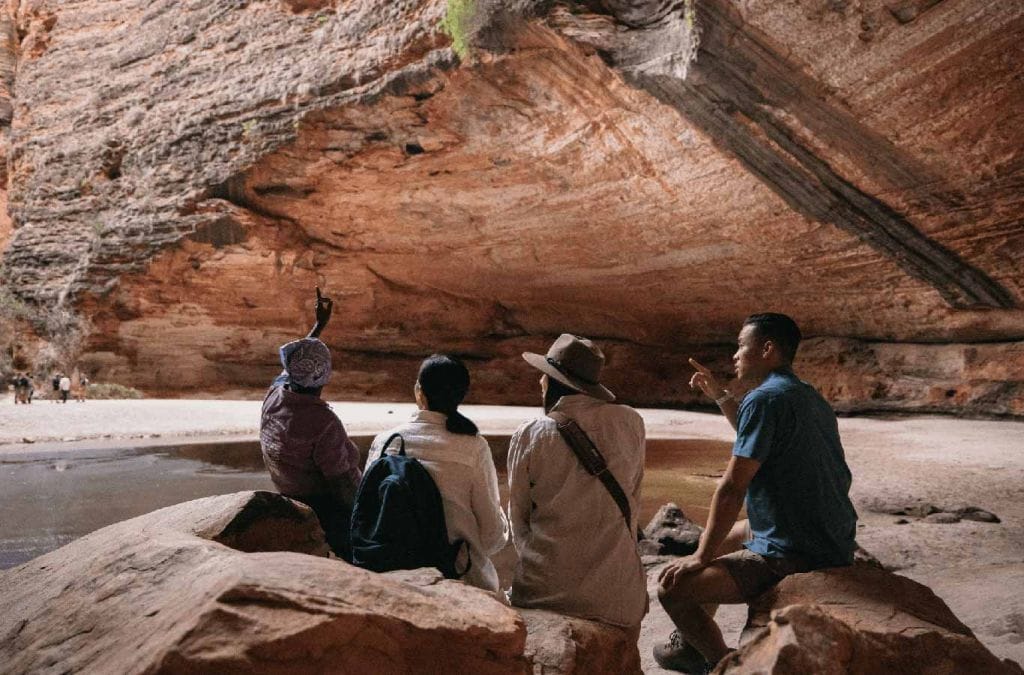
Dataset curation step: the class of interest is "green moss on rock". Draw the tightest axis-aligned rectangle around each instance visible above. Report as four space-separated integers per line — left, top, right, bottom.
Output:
441 0 476 59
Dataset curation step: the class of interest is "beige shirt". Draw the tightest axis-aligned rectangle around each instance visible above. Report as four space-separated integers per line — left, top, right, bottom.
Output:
366 410 510 593
507 394 647 628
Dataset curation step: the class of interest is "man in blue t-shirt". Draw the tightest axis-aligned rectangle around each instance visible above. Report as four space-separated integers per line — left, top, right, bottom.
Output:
654 313 857 673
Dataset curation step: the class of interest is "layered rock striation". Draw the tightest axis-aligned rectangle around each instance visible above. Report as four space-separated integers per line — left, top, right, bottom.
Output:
1 0 1022 414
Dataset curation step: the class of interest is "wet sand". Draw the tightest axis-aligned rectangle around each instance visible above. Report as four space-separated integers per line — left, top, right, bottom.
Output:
1 396 1021 667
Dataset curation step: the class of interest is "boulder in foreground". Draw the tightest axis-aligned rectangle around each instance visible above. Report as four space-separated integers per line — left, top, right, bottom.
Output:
0 492 527 673
0 491 639 674
720 562 1022 674
522 609 641 675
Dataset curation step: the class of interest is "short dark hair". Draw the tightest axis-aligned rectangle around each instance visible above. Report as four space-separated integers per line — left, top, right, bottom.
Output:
543 377 578 413
743 313 802 363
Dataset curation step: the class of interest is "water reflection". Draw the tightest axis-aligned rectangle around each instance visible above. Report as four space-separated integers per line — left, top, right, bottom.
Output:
0 436 733 570
0 443 275 569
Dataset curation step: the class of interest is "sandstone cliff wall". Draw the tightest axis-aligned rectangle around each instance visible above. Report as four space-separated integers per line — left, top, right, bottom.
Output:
1 0 1022 414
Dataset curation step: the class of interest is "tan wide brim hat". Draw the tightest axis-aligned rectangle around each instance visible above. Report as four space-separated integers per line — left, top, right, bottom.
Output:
522 333 615 402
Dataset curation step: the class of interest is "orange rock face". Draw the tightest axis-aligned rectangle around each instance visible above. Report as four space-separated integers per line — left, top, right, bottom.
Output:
1 0 1022 413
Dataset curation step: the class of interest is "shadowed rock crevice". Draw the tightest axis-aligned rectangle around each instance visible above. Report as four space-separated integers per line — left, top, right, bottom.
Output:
208 490 330 556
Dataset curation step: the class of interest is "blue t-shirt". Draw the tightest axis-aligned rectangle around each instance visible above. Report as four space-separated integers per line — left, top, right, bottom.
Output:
733 369 857 567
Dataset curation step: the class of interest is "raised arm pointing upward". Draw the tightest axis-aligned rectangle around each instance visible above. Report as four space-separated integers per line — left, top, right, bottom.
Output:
307 286 333 339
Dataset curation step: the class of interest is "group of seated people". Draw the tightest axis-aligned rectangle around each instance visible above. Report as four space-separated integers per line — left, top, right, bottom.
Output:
258 289 858 673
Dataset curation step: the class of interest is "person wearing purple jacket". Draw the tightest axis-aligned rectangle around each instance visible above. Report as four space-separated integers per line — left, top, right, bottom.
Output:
260 288 362 560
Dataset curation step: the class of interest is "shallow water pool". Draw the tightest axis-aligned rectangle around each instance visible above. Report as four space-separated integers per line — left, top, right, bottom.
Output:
0 436 732 569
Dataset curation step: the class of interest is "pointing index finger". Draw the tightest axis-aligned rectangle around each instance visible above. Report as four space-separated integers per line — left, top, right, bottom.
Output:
688 358 711 375
316 286 322 302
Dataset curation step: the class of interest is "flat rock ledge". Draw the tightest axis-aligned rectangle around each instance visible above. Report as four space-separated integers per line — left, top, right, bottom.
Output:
720 562 1023 674
0 491 640 675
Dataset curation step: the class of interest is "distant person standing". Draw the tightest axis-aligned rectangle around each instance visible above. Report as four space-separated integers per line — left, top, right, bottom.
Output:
76 375 89 402
259 288 362 560
59 374 71 403
51 374 61 403
12 373 25 404
26 374 34 403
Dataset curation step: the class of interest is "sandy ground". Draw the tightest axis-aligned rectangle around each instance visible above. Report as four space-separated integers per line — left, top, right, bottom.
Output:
1 394 1022 668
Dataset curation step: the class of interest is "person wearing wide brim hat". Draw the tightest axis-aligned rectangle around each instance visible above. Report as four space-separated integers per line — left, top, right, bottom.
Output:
521 333 616 403
507 333 647 632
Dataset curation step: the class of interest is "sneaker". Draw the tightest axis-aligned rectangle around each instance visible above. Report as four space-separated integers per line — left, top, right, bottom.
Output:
652 631 713 673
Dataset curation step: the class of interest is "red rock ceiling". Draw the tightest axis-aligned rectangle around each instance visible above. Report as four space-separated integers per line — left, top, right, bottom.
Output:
1 0 1022 414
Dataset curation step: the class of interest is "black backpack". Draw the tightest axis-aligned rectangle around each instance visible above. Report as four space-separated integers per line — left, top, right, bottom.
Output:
350 433 469 579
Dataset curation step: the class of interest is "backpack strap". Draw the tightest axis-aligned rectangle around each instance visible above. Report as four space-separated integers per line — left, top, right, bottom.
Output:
381 432 406 457
548 411 632 530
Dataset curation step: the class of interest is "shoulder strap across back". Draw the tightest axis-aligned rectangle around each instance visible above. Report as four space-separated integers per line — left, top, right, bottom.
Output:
548 411 632 529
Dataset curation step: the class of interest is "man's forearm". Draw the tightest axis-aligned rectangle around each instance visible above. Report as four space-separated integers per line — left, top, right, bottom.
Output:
695 481 745 561
307 321 326 339
506 433 532 545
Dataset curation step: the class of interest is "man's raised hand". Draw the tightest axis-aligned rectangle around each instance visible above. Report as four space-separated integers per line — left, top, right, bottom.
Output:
315 286 333 326
688 358 726 401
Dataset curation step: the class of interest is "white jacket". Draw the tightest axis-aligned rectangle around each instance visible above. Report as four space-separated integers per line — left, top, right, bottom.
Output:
508 394 647 628
366 410 510 593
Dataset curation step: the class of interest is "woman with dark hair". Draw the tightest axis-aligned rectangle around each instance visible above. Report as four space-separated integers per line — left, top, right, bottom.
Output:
364 354 509 593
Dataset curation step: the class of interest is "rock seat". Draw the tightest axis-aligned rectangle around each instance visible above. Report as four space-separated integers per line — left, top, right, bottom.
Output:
0 491 639 674
719 562 1022 674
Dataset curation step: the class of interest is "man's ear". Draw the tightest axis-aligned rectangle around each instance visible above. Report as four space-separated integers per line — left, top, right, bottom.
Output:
761 339 776 360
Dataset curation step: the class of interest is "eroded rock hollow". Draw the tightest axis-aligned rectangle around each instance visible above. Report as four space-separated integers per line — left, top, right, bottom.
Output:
1 0 1022 414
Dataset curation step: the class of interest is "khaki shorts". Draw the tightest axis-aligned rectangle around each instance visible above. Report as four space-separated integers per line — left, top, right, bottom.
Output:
717 527 813 601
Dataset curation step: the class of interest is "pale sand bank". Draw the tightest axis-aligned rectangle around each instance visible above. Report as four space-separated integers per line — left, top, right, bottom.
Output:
0 396 734 450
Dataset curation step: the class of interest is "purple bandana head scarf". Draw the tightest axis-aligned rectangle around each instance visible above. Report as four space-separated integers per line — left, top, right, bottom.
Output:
279 338 332 388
